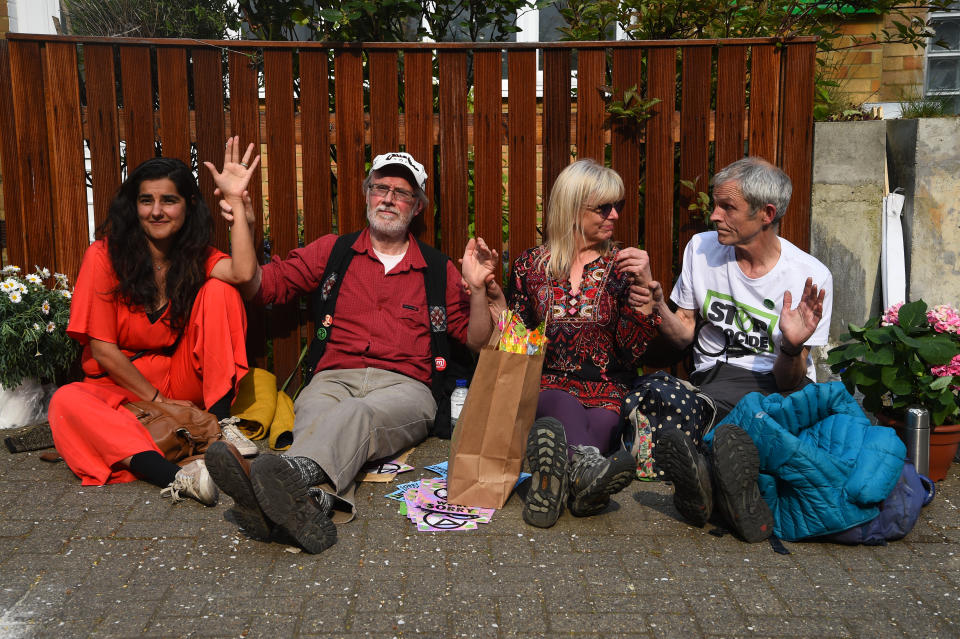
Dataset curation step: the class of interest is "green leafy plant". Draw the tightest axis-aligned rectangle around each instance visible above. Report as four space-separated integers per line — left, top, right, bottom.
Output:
827 300 960 427
897 88 952 119
599 84 661 132
679 178 711 226
0 266 80 390
61 0 240 38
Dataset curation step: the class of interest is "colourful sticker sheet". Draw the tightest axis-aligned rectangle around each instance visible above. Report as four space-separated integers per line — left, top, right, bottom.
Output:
398 477 496 532
424 461 448 477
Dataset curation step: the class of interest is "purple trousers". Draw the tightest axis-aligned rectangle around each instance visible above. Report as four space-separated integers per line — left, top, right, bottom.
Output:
536 389 621 457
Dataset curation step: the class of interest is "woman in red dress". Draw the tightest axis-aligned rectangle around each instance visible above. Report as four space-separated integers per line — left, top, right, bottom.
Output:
48 143 259 505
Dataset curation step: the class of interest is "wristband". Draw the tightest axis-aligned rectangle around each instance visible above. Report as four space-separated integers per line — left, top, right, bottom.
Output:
151 388 160 402
779 340 804 357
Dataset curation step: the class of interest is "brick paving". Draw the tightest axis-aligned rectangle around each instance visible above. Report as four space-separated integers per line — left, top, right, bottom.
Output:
0 436 958 638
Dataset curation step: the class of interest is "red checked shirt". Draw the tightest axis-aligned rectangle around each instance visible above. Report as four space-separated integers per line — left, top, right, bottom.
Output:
254 229 471 386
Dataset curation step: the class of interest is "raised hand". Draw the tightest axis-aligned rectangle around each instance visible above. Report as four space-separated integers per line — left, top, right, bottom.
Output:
779 277 825 352
203 136 260 202
460 236 499 291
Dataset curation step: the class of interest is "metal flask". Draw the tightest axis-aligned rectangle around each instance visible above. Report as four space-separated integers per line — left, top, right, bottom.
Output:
904 407 931 476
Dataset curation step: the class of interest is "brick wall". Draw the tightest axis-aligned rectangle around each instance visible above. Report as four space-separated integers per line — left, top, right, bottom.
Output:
821 10 928 105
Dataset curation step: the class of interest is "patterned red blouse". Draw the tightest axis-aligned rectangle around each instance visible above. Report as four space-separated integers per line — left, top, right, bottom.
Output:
509 244 661 412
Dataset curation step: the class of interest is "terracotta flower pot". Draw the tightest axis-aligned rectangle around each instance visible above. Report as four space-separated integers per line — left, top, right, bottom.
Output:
875 411 960 482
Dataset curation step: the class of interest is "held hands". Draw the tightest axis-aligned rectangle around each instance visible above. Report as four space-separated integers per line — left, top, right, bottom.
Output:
460 237 498 292
779 277 825 354
460 237 507 322
627 279 661 310
215 188 256 226
203 136 260 226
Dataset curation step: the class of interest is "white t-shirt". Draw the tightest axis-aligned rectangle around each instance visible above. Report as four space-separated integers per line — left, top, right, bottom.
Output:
373 247 406 274
670 231 833 380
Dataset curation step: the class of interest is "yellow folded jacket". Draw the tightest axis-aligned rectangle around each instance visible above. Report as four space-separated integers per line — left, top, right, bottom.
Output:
230 368 278 442
269 390 295 451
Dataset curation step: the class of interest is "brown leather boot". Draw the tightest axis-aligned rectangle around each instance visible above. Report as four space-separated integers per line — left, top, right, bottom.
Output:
205 441 273 540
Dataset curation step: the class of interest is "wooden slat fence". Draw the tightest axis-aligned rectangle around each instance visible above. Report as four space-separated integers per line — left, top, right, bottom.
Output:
0 35 817 381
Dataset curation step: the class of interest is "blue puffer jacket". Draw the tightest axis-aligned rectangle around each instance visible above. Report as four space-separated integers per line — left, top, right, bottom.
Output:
709 382 906 541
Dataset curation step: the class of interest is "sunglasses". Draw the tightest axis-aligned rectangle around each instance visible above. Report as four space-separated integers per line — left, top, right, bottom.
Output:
586 199 626 220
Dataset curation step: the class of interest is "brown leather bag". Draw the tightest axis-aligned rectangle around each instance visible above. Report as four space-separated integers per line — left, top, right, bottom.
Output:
123 401 222 465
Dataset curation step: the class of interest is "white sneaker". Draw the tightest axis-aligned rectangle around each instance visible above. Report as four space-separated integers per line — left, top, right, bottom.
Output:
161 459 219 506
219 418 259 457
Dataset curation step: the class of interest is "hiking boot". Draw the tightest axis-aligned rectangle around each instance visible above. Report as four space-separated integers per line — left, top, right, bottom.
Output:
653 427 712 527
567 445 635 517
523 417 568 528
205 441 272 540
161 458 218 506
709 424 773 543
250 455 337 554
218 418 259 457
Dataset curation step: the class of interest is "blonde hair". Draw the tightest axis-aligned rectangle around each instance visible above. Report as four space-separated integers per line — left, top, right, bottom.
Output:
541 159 624 280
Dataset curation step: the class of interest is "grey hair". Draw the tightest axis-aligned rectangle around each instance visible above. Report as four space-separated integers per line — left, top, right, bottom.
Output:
712 157 792 223
362 168 429 211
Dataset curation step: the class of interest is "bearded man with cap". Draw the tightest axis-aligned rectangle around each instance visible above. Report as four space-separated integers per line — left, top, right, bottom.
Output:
205 150 500 553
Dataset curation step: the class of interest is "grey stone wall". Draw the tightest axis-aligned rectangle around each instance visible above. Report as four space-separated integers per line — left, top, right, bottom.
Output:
809 117 960 379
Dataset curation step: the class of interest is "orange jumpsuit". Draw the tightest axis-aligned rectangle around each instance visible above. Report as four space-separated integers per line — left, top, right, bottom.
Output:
49 240 248 485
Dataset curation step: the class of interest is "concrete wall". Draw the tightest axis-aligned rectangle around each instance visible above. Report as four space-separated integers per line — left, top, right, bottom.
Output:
810 117 960 379
810 120 888 378
888 118 960 308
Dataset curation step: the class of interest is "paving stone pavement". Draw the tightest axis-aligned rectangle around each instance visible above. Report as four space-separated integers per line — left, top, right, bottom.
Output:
0 436 958 638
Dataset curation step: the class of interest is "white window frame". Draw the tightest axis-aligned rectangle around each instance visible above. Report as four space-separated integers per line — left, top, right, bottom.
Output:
924 5 960 102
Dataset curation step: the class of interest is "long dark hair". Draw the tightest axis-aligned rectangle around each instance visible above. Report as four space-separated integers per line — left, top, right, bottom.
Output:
96 157 212 331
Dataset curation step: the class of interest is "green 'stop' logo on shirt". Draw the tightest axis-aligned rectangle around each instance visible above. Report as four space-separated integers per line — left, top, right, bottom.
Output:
701 290 779 356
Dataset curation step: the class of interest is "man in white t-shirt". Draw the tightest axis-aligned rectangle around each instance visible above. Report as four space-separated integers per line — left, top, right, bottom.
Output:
630 157 832 542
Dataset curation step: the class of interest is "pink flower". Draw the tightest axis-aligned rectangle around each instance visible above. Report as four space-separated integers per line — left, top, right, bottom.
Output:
927 304 960 335
881 302 903 326
931 354 960 378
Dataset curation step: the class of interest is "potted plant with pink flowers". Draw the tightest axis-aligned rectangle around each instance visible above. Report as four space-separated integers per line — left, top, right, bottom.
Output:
827 300 960 480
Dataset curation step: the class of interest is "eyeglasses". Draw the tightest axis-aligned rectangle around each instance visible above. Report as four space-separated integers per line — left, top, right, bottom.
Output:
585 199 626 220
368 183 417 204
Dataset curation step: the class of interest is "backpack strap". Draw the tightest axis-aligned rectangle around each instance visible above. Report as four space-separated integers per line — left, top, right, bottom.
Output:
301 231 362 387
416 239 452 407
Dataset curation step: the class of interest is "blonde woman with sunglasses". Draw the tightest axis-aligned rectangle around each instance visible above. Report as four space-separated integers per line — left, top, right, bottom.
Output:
508 159 660 528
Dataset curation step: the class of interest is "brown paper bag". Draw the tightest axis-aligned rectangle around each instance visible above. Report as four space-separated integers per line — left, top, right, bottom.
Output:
446 340 544 509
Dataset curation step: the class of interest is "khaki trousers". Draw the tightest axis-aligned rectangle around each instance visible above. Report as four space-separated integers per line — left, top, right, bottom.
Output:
289 368 436 520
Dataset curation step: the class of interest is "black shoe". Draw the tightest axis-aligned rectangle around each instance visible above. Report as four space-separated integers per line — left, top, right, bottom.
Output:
205 441 273 540
523 417 569 528
250 455 337 554
653 428 713 527
709 424 773 543
567 445 635 517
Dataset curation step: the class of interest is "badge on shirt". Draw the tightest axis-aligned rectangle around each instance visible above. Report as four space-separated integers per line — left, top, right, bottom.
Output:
434 356 447 371
322 314 333 327
316 327 328 341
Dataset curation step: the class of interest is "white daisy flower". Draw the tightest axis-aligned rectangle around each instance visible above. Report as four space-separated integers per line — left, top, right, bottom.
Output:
32 323 41 331
46 322 56 333
25 274 42 285
9 290 22 303
16 283 27 293
1 265 21 275
39 267 51 278
41 300 51 315
54 273 68 285
0 279 14 293
60 290 72 299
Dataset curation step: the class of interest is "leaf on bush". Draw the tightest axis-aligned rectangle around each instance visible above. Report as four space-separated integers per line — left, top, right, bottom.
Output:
917 335 957 365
